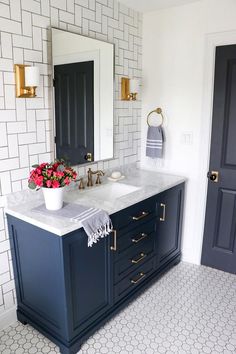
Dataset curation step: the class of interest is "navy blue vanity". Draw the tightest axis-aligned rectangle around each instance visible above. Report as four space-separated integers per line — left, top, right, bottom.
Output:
7 182 184 354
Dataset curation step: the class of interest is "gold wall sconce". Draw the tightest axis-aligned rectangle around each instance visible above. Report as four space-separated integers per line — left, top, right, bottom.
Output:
121 77 140 101
15 64 40 98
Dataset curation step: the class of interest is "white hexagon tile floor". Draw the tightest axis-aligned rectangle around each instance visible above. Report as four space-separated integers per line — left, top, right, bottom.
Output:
1 262 236 354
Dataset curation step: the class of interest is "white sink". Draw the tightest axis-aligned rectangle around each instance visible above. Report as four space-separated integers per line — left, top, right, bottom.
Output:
85 183 141 202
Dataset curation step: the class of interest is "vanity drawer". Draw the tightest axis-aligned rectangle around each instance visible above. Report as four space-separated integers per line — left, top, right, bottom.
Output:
113 219 156 260
112 196 156 231
114 257 155 303
114 237 155 284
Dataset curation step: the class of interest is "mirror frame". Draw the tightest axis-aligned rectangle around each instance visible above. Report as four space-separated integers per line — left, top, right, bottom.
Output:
51 27 115 167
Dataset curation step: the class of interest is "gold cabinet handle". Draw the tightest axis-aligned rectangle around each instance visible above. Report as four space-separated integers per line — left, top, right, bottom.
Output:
110 229 117 251
132 233 148 243
160 203 166 221
131 252 147 264
131 272 146 284
132 211 149 221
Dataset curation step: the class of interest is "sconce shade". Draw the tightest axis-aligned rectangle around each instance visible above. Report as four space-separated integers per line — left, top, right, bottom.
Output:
25 66 40 87
15 64 40 98
129 78 139 94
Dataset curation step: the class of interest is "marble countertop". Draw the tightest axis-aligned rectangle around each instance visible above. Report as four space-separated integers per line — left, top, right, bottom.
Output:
5 166 186 236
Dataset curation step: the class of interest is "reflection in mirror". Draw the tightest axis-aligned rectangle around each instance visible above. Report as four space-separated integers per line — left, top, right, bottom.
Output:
52 28 114 166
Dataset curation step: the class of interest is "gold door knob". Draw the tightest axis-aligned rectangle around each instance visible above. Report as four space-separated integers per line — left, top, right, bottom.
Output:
84 152 92 162
207 171 219 183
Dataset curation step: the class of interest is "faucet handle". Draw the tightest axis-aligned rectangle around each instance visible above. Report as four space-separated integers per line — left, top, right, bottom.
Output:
78 177 85 189
95 174 101 185
95 171 105 185
87 168 93 187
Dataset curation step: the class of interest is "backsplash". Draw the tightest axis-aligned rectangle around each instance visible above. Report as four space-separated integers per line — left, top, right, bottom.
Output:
0 0 142 324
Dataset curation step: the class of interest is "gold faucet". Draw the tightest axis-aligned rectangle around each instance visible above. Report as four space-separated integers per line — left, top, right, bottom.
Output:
87 168 105 187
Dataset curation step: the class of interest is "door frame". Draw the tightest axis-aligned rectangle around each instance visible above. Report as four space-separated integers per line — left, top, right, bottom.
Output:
198 30 236 264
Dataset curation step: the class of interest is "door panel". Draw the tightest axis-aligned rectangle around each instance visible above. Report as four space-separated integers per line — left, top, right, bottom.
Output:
54 61 94 165
201 45 236 274
157 186 183 268
213 189 236 252
63 228 112 338
7 217 68 339
223 60 236 167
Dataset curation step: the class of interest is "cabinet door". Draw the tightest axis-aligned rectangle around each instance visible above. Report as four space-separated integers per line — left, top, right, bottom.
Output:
156 184 184 268
62 228 112 339
7 216 69 340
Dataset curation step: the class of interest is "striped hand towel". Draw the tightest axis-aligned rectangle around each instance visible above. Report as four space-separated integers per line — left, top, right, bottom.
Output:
71 205 113 247
146 126 164 158
32 203 113 247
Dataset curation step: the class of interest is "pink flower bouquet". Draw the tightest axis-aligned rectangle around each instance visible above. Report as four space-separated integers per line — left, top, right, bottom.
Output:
28 160 77 190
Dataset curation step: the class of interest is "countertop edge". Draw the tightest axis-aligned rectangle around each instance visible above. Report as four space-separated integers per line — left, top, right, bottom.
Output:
4 177 186 236
5 209 65 236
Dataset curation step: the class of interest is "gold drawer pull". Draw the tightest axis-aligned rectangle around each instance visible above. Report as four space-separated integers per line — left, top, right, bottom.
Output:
110 229 117 251
160 203 166 221
132 233 148 243
131 272 146 284
132 211 149 221
131 252 147 264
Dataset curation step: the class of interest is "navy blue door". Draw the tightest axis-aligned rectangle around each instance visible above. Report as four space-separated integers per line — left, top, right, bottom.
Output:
201 45 236 274
54 61 94 165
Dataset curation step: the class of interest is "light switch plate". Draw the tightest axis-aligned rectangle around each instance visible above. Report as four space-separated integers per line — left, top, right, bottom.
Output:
181 132 193 145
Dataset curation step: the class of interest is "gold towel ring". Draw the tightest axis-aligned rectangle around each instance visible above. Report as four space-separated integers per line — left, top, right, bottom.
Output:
147 107 164 127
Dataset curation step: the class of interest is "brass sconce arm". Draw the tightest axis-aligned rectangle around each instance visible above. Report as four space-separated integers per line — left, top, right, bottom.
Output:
121 77 139 101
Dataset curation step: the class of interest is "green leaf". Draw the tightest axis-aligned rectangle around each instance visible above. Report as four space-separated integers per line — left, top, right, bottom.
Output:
32 164 39 168
28 181 37 190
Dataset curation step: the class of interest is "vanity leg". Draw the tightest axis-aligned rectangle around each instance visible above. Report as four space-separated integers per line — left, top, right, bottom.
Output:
60 347 79 354
173 255 181 266
59 345 81 354
17 310 28 325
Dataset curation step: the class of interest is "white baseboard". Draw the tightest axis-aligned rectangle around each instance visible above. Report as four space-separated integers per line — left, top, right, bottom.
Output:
0 306 17 331
181 254 200 265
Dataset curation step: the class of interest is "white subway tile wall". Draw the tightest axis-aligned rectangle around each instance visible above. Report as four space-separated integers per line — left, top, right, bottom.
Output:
0 0 142 319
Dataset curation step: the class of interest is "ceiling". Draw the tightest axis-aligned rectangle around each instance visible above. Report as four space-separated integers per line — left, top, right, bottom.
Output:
118 0 200 13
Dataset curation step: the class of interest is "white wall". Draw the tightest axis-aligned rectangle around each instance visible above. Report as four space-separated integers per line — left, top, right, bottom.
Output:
141 0 236 264
0 0 142 329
